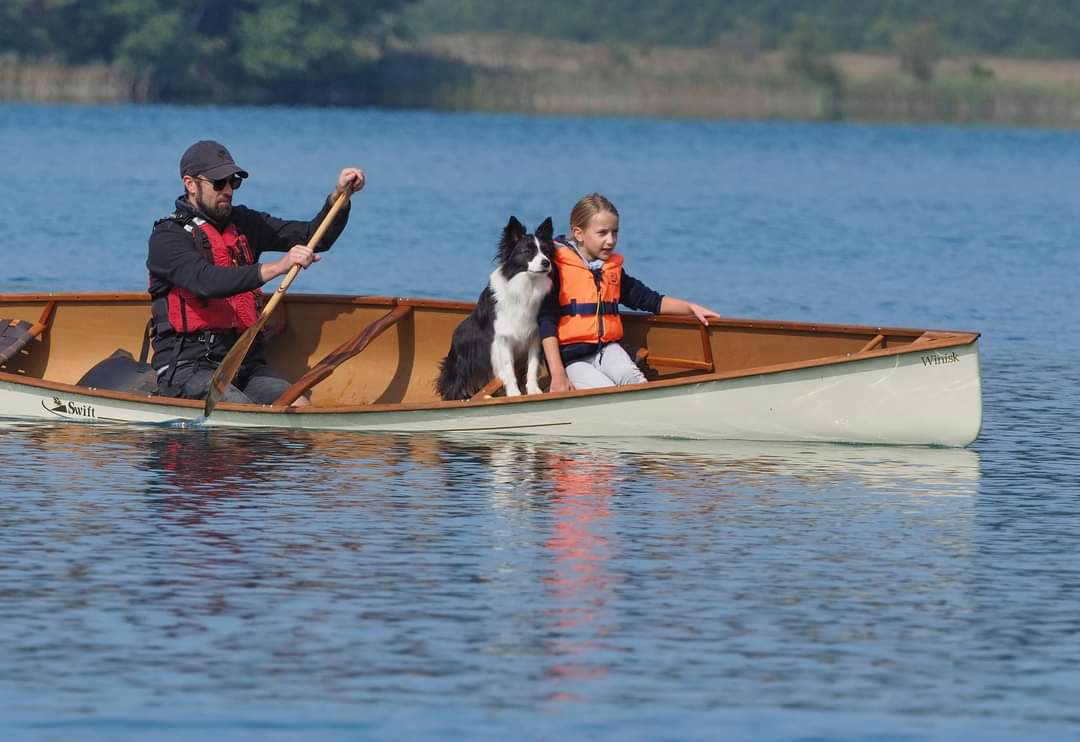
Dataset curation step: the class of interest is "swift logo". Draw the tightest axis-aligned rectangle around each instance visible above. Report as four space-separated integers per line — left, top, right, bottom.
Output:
42 396 97 419
920 352 960 367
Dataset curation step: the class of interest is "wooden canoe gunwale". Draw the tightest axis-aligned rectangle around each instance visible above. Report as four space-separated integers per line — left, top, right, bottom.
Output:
0 291 981 339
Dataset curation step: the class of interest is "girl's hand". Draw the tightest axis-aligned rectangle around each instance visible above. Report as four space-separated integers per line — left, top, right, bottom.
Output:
688 303 722 326
548 372 574 393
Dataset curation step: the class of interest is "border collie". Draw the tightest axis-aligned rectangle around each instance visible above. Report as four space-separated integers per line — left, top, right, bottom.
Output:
437 216 555 400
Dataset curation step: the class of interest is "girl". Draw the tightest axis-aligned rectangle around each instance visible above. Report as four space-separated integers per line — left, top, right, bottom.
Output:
540 193 721 392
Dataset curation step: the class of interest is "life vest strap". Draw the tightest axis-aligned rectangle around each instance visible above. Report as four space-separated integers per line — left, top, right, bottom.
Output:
560 300 620 317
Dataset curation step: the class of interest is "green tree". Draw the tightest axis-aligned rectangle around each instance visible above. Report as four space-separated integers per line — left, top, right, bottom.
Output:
784 15 846 119
895 21 943 84
399 0 1080 58
0 0 414 103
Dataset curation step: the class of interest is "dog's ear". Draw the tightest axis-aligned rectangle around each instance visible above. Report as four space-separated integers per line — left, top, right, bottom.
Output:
536 217 554 241
502 216 526 244
498 216 525 262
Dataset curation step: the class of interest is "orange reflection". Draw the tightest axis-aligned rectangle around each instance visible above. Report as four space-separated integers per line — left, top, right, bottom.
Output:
542 450 621 703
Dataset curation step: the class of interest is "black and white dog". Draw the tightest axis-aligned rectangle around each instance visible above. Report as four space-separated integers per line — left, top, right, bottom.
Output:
436 216 555 400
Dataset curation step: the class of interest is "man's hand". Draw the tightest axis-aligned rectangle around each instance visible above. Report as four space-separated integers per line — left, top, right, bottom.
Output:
261 245 320 282
334 167 366 198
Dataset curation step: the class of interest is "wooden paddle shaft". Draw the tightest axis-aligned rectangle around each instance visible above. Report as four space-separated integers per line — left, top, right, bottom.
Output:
262 188 352 313
203 188 352 416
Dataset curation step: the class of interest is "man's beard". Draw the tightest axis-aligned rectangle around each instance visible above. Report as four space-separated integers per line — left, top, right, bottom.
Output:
194 192 232 222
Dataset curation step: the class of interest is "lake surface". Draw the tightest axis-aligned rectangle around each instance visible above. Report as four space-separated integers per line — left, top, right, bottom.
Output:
1 103 1078 741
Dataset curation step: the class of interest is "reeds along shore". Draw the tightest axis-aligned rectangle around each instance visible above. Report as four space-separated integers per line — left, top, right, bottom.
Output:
6 36 1080 127
0 57 154 103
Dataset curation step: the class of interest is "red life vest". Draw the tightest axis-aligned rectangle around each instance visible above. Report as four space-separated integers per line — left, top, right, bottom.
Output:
554 243 624 345
160 218 262 334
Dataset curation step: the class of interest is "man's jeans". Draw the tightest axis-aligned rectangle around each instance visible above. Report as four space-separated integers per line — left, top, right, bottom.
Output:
158 360 291 405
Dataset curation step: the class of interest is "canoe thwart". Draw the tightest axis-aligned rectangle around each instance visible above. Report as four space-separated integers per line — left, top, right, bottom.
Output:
858 333 886 353
913 331 956 343
640 355 715 371
470 376 504 401
273 304 413 406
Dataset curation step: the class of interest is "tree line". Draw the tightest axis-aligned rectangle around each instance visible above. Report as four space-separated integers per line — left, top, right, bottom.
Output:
5 1 1080 105
404 0 1080 58
0 0 411 103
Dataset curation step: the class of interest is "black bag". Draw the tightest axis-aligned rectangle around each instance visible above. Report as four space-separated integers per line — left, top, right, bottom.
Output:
77 348 158 395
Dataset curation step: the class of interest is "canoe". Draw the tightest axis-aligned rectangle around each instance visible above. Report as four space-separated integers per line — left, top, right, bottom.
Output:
0 292 982 446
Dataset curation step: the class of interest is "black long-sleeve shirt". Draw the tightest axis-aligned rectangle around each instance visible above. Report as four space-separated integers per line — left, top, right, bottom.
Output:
148 194 350 301
146 193 350 368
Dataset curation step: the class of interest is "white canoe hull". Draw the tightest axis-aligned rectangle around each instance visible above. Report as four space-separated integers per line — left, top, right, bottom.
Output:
0 339 982 446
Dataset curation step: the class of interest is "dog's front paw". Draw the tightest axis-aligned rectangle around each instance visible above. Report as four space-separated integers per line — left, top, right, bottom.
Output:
525 383 542 395
504 386 522 397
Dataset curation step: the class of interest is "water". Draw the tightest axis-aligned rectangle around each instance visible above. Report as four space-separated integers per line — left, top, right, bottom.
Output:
1 103 1078 740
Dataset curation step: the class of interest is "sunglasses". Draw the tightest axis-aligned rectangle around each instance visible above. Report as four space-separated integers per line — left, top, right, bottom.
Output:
198 174 244 191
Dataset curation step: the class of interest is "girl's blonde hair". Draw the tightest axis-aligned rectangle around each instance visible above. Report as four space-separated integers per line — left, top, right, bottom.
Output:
569 193 619 233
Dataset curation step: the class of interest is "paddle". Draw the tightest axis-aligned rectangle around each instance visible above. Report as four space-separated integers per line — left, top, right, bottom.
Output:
203 189 351 417
271 304 412 406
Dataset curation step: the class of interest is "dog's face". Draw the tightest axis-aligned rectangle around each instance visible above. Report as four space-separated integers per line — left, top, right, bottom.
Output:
498 216 554 279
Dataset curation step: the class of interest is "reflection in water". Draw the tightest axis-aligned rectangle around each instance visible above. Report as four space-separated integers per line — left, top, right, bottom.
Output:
541 450 619 702
145 429 289 524
431 432 981 494
16 421 1075 741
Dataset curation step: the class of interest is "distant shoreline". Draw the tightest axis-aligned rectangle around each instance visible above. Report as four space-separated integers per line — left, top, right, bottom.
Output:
6 35 1080 127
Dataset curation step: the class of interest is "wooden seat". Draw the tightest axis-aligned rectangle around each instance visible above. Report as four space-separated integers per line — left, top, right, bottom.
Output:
0 320 34 365
0 301 57 367
635 322 715 374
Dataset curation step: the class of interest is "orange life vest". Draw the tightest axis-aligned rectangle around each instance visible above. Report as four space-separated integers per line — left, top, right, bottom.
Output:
554 243 624 345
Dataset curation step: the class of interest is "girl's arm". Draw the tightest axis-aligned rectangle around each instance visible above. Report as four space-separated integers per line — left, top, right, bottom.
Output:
542 336 574 392
660 296 722 325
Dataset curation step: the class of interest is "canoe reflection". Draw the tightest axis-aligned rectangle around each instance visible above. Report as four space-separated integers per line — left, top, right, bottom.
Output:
0 420 980 497
432 434 981 497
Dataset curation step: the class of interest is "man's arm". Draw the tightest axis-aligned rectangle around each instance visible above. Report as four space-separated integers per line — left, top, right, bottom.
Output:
236 199 350 257
237 167 365 256
147 222 262 299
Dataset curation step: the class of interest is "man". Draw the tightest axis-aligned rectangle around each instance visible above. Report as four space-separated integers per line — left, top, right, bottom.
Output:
147 140 365 405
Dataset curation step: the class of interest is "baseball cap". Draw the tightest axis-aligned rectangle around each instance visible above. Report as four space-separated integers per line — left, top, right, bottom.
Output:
179 140 249 180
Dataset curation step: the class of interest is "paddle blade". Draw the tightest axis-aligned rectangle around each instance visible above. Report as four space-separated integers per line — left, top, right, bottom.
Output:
202 325 261 416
